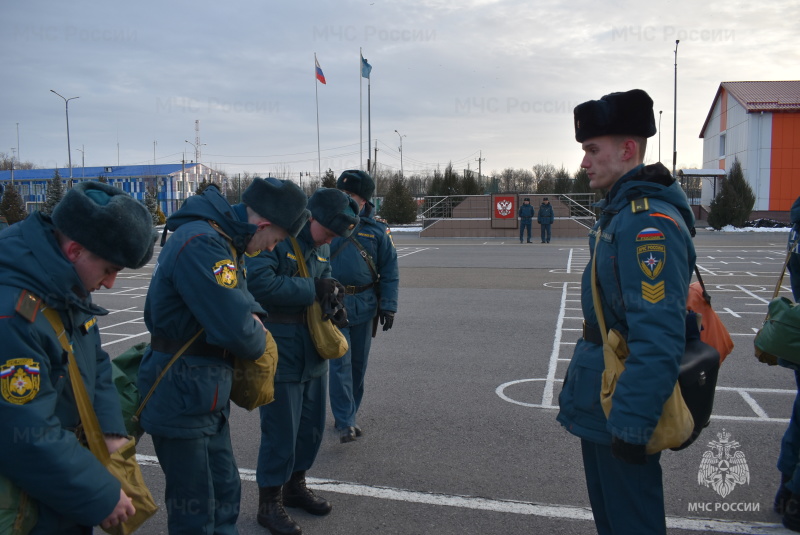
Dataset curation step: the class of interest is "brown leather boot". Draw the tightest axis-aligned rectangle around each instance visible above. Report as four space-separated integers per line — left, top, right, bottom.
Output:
257 486 302 534
282 471 332 516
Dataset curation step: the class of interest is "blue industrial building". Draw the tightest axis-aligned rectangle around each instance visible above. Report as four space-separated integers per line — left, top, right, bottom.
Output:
0 163 225 216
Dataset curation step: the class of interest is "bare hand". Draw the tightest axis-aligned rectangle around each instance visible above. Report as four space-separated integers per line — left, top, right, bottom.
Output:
104 435 129 455
100 489 135 529
253 313 267 332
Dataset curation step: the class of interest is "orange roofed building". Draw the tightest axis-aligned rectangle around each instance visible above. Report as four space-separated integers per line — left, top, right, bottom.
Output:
700 81 800 211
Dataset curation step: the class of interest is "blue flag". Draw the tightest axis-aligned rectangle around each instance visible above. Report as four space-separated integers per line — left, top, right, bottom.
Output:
361 54 372 79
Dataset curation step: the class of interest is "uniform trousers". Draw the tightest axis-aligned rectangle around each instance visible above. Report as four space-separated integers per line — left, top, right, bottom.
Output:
152 419 240 535
581 439 666 535
540 223 552 243
778 371 800 493
519 220 532 242
257 375 327 487
329 320 374 429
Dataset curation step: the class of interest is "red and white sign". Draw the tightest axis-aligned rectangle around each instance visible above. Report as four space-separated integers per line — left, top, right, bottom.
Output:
494 195 516 219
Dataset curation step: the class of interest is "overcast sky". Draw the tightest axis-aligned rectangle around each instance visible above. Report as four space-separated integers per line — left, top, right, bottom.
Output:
2 1 799 181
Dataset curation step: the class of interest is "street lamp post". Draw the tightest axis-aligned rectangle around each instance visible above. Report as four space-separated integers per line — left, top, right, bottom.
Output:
673 39 680 180
50 90 79 179
394 129 406 178
75 145 85 178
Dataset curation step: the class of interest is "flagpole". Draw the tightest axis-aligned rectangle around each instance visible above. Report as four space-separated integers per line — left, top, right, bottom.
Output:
315 53 321 179
367 73 372 175
360 48 363 171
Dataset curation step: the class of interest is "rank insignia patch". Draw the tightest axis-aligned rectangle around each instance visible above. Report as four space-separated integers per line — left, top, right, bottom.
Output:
1 359 41 405
642 281 665 304
213 259 238 288
636 227 665 241
637 244 666 279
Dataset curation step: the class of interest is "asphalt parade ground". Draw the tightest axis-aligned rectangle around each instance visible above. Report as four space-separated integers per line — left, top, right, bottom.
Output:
94 229 800 535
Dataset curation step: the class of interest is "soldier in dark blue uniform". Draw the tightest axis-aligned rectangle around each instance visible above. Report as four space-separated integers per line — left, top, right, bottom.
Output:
329 170 399 443
557 89 696 535
774 194 800 532
0 182 154 534
518 197 534 243
537 197 554 243
246 188 359 535
137 178 309 535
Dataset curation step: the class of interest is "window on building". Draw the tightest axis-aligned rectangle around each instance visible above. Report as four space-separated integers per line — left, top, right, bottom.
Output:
719 133 726 158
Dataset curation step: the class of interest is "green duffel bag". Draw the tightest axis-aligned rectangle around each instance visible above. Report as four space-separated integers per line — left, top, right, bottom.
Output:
755 297 800 366
0 474 37 535
110 342 149 440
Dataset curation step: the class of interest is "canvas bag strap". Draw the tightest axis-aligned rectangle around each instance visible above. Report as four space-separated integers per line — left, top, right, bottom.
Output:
290 236 311 278
135 329 204 420
590 229 625 375
40 306 111 465
771 234 800 301
590 230 609 346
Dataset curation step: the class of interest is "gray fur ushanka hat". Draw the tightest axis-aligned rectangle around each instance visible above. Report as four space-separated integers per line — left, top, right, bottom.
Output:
52 181 155 269
336 169 375 201
242 177 310 237
307 188 360 238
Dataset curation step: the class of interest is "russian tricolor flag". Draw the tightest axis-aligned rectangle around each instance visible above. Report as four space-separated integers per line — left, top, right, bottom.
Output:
315 57 326 85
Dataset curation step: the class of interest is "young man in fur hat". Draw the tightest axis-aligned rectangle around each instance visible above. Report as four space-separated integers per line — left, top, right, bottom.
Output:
556 89 696 534
0 181 155 533
246 188 359 535
138 178 309 535
328 170 399 443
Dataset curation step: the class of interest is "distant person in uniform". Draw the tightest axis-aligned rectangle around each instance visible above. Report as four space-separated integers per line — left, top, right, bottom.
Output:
137 178 309 535
0 182 155 533
518 197 534 243
328 170 399 443
538 197 554 243
246 188 359 535
557 89 696 535
774 194 800 532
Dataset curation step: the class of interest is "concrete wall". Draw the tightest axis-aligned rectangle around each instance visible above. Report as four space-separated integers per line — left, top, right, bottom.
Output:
420 194 592 238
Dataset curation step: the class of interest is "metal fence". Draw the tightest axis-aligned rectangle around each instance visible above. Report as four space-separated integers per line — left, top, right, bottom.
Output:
421 193 598 228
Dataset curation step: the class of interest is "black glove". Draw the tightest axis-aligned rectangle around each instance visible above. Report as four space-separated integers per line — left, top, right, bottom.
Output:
332 280 346 306
314 278 337 301
330 306 349 328
611 436 647 465
379 311 395 331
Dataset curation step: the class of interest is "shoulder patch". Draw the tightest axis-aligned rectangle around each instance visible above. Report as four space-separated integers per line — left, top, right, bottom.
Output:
636 227 665 241
213 259 238 288
1 358 41 404
637 243 666 279
642 281 665 304
15 290 42 323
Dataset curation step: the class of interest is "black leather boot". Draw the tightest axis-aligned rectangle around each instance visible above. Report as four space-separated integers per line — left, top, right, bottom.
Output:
786 493 800 532
776 473 793 514
257 486 302 535
283 471 332 516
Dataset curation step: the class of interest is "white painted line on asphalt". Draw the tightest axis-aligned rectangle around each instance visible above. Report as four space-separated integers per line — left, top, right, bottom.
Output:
735 285 772 304
541 282 570 408
101 332 150 346
136 454 787 534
